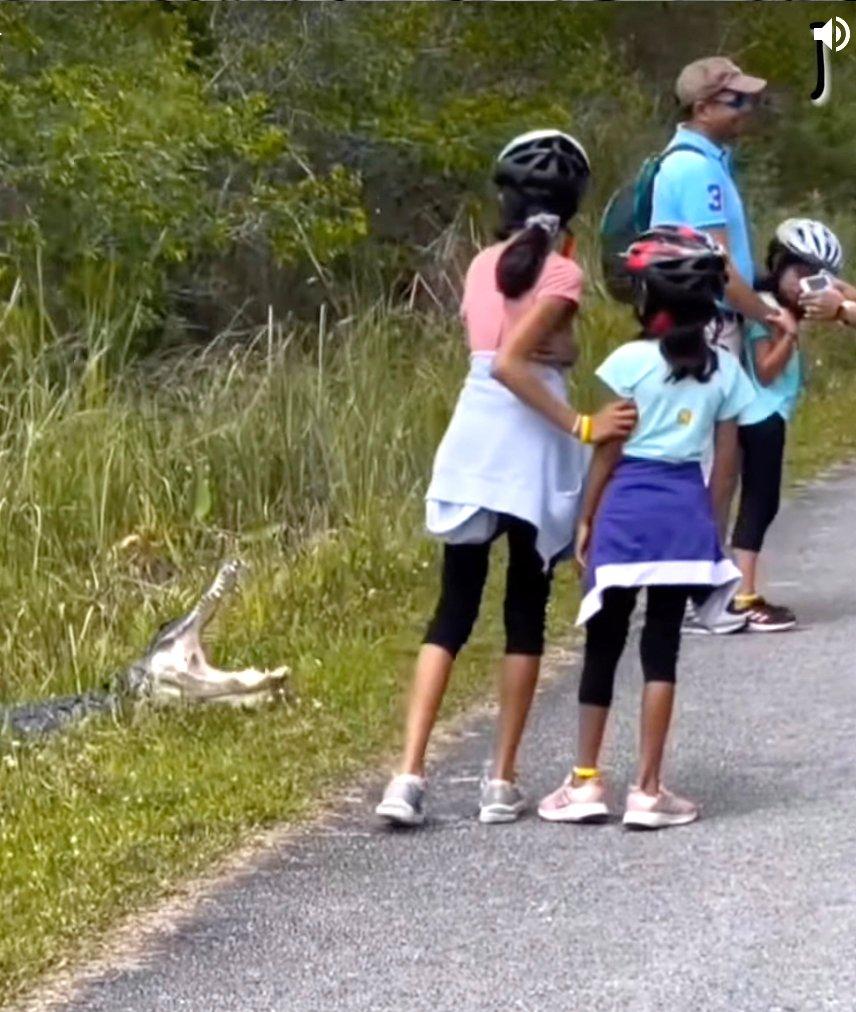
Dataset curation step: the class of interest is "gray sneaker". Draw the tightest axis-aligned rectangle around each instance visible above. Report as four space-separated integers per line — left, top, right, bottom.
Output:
375 773 426 826
479 777 526 824
682 600 747 636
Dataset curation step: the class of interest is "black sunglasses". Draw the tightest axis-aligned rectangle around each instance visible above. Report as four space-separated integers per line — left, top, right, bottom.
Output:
711 90 759 111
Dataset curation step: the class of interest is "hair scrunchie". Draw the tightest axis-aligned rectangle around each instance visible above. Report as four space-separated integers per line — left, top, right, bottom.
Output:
524 212 561 239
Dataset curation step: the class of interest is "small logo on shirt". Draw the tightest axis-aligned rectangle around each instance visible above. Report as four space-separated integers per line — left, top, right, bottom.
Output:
811 17 850 106
677 408 693 426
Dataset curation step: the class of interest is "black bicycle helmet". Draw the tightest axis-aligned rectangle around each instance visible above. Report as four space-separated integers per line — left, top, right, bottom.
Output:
622 228 728 307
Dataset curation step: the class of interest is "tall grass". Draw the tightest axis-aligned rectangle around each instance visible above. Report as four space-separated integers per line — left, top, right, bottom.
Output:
0 286 476 704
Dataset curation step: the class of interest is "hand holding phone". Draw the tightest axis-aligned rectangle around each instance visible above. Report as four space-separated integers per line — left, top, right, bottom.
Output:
799 274 844 322
799 273 833 296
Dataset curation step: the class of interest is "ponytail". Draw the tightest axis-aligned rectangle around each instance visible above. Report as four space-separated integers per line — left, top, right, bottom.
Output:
641 301 719 383
494 184 571 298
495 223 552 298
658 325 718 383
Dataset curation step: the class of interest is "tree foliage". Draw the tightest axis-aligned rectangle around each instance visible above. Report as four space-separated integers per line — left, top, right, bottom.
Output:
0 2 853 347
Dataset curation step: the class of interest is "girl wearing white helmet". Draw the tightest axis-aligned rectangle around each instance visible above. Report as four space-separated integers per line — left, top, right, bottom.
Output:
376 130 636 828
729 218 844 631
791 216 856 326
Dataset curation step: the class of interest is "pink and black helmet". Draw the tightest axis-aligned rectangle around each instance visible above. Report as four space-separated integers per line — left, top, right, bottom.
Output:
621 226 728 306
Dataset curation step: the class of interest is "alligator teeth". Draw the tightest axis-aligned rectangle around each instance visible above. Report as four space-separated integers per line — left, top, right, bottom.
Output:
2 560 291 740
130 560 289 707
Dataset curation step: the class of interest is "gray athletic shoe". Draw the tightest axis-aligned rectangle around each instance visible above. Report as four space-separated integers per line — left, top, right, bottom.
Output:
375 773 426 826
479 777 527 824
682 600 747 636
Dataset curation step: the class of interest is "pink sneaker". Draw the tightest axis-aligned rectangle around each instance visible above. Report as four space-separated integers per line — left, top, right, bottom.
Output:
622 786 699 830
538 776 609 823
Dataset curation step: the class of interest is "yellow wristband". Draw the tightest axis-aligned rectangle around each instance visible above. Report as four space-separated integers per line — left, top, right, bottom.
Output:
580 415 594 444
572 766 600 780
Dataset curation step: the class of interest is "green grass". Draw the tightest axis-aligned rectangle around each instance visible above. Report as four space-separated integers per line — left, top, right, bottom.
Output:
787 324 856 481
1 285 855 1005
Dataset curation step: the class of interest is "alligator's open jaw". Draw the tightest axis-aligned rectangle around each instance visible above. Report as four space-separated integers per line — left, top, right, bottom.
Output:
2 562 289 742
124 560 289 707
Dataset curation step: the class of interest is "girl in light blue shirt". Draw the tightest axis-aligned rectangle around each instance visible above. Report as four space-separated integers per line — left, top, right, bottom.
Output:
730 218 844 631
538 226 754 830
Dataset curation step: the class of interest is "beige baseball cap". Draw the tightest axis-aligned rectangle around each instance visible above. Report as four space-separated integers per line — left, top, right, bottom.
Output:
676 57 767 106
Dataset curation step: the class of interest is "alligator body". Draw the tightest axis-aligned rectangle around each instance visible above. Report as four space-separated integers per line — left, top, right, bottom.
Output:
1 561 289 741
3 691 119 739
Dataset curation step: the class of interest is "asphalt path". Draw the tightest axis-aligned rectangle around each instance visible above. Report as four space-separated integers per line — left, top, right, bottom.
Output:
54 466 856 1011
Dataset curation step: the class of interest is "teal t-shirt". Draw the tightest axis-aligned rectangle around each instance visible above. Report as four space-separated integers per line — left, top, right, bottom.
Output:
597 339 756 464
738 319 803 427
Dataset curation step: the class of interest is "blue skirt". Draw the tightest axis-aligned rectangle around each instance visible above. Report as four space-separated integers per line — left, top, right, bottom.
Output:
577 457 741 626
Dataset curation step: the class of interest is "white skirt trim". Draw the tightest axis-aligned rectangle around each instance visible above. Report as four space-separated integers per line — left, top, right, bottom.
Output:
576 559 742 627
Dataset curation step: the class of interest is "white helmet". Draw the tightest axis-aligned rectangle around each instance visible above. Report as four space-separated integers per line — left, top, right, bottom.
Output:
772 218 843 275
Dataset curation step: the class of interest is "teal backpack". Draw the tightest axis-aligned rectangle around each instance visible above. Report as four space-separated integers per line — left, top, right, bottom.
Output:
599 143 704 303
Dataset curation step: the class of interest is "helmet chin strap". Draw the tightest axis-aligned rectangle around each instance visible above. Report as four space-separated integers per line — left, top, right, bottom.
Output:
634 278 649 318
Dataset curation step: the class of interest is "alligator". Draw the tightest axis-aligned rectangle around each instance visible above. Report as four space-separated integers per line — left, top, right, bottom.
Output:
0 561 290 741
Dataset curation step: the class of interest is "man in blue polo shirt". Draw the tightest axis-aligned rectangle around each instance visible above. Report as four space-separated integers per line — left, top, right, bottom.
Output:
651 57 798 637
652 56 797 359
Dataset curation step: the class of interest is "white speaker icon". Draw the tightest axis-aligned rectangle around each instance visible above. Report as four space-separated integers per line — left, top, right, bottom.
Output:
813 16 850 52
811 17 850 106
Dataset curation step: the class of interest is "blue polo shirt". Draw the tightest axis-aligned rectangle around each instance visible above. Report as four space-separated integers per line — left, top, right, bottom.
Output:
650 125 755 299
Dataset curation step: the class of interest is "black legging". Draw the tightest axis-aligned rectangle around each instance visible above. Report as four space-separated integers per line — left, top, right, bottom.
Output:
731 413 786 554
578 585 691 709
424 516 554 657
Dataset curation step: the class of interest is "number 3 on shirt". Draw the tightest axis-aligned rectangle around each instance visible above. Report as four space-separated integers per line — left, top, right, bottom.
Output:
707 184 723 213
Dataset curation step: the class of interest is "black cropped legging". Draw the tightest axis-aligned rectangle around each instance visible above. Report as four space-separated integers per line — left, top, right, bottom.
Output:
731 413 786 554
424 516 553 658
578 585 691 709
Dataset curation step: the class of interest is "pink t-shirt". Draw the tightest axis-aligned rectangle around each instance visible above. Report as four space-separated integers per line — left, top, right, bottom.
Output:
460 245 584 356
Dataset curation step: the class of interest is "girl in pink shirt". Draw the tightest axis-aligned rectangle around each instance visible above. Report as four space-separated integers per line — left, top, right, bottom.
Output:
376 131 636 828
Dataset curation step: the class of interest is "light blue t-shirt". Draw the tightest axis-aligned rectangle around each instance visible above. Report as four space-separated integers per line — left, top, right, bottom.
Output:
597 339 756 464
650 125 755 297
738 319 804 427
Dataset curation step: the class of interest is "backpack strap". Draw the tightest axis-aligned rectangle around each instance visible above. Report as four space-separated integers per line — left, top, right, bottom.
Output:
659 142 706 162
634 142 710 241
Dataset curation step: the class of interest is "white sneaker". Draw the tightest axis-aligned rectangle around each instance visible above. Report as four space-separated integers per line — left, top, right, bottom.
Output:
683 600 747 636
478 778 526 824
537 776 610 823
375 773 426 826
623 786 699 830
